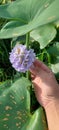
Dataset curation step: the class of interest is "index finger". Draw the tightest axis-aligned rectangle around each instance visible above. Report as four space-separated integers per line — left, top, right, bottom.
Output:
33 59 51 73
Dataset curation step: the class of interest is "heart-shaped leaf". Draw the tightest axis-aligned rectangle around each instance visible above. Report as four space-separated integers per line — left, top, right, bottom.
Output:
0 0 59 38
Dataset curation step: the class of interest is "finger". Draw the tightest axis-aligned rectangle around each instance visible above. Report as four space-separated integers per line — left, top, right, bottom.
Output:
29 65 38 75
32 81 42 101
31 74 35 80
33 59 51 73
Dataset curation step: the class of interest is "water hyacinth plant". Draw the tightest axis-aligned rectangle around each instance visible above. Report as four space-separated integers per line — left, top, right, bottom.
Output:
0 0 59 130
9 44 35 72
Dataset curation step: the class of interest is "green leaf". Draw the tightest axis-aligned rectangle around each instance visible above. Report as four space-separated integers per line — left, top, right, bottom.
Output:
22 108 47 130
0 77 48 130
55 20 59 28
50 57 59 79
31 24 57 49
0 80 11 94
47 42 59 78
0 0 59 38
47 42 59 63
51 63 59 75
0 77 31 129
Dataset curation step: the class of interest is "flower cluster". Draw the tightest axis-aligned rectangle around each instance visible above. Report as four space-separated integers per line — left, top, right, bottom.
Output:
9 44 35 72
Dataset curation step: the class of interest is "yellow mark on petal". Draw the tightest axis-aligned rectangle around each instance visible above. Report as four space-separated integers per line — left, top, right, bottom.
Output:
5 106 12 110
17 48 21 54
3 118 9 121
15 48 21 55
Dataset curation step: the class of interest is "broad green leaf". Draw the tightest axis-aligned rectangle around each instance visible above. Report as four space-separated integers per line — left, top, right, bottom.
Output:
0 80 11 94
47 42 59 63
0 77 30 129
0 77 48 130
47 42 59 78
21 108 47 130
0 0 59 38
31 24 57 49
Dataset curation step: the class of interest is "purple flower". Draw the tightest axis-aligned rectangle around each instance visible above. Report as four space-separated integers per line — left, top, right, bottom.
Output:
9 44 36 72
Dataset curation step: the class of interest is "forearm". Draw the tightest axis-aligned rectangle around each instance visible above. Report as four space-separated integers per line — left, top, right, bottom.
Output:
45 98 59 130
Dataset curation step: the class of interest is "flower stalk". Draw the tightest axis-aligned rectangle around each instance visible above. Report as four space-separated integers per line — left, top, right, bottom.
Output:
26 32 30 50
26 32 30 79
26 32 32 112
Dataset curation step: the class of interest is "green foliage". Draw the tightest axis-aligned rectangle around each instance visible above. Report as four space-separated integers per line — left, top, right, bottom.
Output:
0 0 59 129
31 24 57 49
0 77 47 130
47 42 59 78
0 39 15 82
0 0 59 38
0 0 12 4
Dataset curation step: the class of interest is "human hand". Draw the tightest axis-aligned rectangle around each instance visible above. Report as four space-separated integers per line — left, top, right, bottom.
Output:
30 59 59 109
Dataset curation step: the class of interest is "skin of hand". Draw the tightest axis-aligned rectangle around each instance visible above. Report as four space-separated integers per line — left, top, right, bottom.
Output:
30 59 59 109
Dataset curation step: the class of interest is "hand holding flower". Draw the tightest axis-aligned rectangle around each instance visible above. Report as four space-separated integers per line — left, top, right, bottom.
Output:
30 59 59 109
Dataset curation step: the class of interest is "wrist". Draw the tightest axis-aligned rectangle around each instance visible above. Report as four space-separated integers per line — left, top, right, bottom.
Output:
44 95 59 111
44 85 59 110
44 95 59 130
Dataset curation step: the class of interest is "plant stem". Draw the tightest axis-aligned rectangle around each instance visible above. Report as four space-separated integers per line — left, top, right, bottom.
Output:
26 32 33 113
26 32 30 50
26 32 30 79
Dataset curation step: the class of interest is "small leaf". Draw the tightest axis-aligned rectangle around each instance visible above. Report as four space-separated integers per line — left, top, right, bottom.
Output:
51 63 59 74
